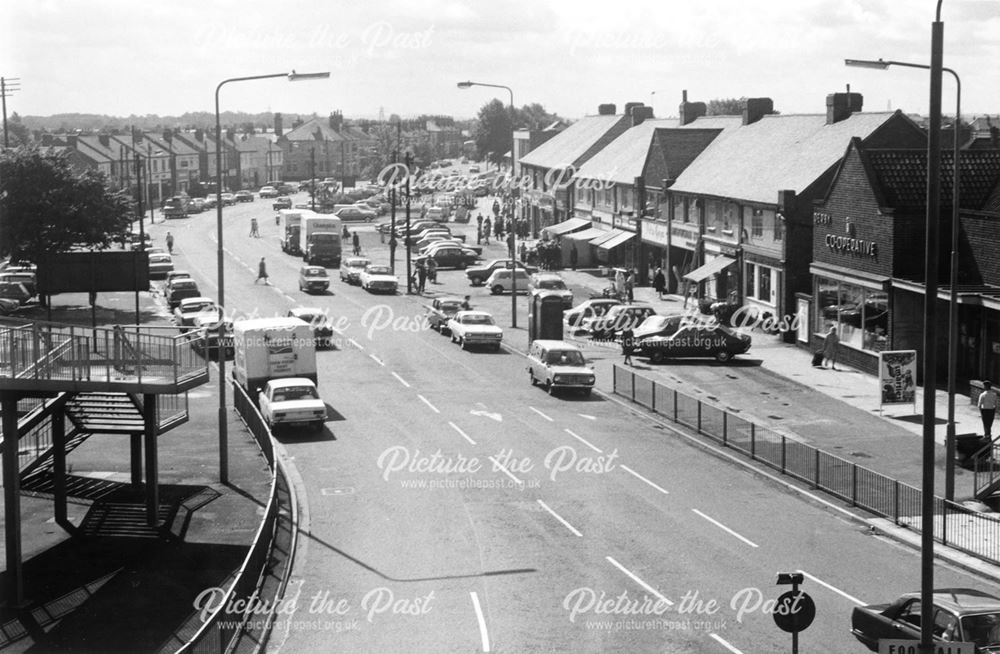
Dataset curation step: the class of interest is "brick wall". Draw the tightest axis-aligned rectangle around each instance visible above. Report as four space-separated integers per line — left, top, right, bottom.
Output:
961 212 1000 285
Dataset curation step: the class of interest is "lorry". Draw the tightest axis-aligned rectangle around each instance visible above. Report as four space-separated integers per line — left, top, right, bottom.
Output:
298 214 343 267
279 209 314 255
233 316 318 399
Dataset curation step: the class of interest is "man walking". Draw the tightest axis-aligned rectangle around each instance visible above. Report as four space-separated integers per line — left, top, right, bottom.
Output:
621 326 635 366
255 257 269 284
653 267 666 300
625 270 635 303
352 231 361 256
165 231 174 254
249 218 259 238
979 381 999 438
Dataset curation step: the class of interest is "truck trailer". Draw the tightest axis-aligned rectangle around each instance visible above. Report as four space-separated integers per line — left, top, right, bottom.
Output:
298 215 343 267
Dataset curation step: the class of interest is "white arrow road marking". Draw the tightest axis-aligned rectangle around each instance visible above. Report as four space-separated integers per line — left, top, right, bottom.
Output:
796 570 865 605
564 429 602 453
709 633 744 653
418 394 440 413
605 556 673 607
449 421 476 446
470 410 502 422
691 509 758 548
619 465 670 496
578 413 596 420
536 500 582 537
529 406 553 422
470 592 491 652
391 372 410 388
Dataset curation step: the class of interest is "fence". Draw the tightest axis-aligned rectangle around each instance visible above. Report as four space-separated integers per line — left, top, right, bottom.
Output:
175 381 295 654
613 364 1000 565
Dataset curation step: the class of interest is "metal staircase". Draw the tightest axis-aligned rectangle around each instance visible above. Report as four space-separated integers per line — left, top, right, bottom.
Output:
973 437 1000 500
64 393 146 435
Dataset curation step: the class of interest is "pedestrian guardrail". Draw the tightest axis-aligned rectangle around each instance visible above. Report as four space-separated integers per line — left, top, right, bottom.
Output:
613 364 1000 566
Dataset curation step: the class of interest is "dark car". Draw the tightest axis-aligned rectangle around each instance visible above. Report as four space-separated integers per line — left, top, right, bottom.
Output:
190 315 234 359
334 206 376 222
586 304 657 341
298 266 330 294
273 196 293 210
425 246 479 270
636 324 751 363
0 272 37 299
563 298 622 332
166 279 202 311
287 308 335 349
465 259 538 287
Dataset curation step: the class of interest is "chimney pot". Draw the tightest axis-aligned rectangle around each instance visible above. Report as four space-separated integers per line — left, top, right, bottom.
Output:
742 98 774 125
826 92 863 124
598 103 617 116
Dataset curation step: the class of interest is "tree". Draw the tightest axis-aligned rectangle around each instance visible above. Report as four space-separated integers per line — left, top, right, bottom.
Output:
707 98 746 116
472 99 513 165
0 147 134 262
3 112 30 146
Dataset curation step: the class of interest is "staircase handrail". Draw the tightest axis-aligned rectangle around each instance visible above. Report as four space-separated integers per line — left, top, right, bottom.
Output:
971 436 1000 498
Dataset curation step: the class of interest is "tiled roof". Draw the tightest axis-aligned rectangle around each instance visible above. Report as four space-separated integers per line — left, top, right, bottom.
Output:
669 112 908 204
866 148 1000 211
519 114 629 169
282 118 346 142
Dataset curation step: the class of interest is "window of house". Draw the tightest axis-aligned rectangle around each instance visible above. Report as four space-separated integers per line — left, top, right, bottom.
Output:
751 209 764 237
774 213 784 241
619 186 632 210
721 202 737 232
705 200 721 231
672 195 686 222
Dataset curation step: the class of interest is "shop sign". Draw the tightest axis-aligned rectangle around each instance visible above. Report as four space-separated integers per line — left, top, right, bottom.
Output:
825 233 878 257
642 220 670 246
878 350 917 411
671 223 699 246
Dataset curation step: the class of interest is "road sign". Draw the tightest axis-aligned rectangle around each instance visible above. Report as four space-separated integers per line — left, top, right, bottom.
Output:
772 590 815 633
878 640 974 654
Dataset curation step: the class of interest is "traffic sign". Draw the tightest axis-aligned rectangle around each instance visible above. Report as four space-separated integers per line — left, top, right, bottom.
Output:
878 640 974 654
772 590 815 633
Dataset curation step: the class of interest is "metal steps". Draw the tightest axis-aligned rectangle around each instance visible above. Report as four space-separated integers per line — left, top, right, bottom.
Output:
64 393 144 435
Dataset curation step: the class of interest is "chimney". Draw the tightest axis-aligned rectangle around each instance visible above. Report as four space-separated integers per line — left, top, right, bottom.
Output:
226 128 235 141
742 98 774 125
65 134 78 148
679 90 707 126
98 134 110 147
194 128 204 142
329 111 343 131
597 103 617 116
826 92 863 124
162 129 172 142
631 105 654 127
623 102 644 118
274 112 284 137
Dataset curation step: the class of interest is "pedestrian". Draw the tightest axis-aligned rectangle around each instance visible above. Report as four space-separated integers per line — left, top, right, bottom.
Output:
492 199 500 217
621 326 635 366
822 324 840 370
249 218 259 238
653 267 666 299
352 231 361 256
614 268 626 302
255 257 269 284
483 218 492 245
518 241 527 263
495 217 503 240
343 225 350 239
416 259 427 293
426 257 437 284
461 295 472 310
625 270 635 303
978 381 999 438
165 231 174 254
569 245 578 271
476 214 484 245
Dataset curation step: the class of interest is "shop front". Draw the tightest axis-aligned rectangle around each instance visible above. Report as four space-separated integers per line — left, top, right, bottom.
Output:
811 262 891 373
641 219 670 283
668 222 700 295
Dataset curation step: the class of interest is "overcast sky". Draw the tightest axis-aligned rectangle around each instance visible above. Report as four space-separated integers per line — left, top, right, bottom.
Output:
4 0 997 122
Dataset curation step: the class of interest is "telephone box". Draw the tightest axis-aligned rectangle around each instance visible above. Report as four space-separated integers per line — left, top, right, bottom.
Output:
529 291 565 343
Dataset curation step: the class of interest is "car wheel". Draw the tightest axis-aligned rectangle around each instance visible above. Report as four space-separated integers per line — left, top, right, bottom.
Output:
470 277 481 286
716 351 733 363
491 285 504 295
493 344 501 353
650 350 665 365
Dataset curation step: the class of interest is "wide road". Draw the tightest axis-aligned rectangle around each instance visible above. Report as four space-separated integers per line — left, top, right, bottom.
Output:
149 190 1000 653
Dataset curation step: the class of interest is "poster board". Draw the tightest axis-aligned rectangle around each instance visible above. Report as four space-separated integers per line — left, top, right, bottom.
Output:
878 350 918 414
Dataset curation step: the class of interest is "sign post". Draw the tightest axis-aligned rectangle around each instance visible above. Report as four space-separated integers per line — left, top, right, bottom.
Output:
878 350 918 415
774 572 815 654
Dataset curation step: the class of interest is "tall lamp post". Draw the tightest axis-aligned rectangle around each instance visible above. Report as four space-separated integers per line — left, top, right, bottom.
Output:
457 80 519 328
214 70 328 482
845 58 962 502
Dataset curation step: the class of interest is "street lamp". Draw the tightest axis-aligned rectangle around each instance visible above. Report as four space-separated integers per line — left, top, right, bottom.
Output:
214 70 328 482
457 80 519 328
845 58 962 501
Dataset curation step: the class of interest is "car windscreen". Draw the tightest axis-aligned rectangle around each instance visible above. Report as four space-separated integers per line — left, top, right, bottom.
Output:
536 279 566 290
305 268 328 277
546 350 585 366
462 314 494 325
182 302 214 313
440 302 463 311
367 266 391 275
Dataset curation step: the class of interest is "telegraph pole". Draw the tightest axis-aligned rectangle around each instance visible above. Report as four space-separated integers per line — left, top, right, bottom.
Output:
1 77 20 148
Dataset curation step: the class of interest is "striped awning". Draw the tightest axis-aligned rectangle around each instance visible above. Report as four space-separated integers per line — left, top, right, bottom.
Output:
541 218 589 236
597 231 636 251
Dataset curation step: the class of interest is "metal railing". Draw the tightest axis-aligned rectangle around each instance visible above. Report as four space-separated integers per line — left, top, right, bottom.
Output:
973 438 1000 499
613 364 1000 565
0 322 208 391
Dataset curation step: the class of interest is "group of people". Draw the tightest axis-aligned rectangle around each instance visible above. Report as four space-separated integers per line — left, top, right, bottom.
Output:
410 257 438 293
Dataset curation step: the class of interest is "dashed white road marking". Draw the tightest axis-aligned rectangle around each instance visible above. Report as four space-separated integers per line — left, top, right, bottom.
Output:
796 570 865 606
487 456 523 487
391 372 411 388
619 465 670 496
691 509 758 548
470 592 491 652
369 353 384 366
529 406 553 422
449 421 476 446
564 428 602 453
417 394 440 413
604 556 673 606
536 500 582 537
578 413 596 420
348 338 363 350
709 633 744 653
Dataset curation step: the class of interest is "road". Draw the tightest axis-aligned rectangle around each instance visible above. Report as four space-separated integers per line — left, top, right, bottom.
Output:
146 189 1000 653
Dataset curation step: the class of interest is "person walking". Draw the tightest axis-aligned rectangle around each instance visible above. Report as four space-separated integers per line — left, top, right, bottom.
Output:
518 241 527 263
416 259 427 294
165 232 174 254
625 270 635 303
569 245 578 271
249 218 259 238
476 214 484 245
483 218 492 245
978 381 999 438
621 326 635 366
653 267 666 299
255 257 269 284
822 324 840 370
352 231 361 256
461 295 472 310
614 268 626 302
426 257 437 284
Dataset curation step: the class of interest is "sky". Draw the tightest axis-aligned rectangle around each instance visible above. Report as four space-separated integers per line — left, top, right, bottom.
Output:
3 0 998 123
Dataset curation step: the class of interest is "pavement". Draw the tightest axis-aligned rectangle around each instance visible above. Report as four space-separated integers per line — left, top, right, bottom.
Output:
0 287 274 652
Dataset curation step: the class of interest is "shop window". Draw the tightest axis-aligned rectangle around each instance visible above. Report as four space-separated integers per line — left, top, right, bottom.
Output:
757 266 772 303
817 276 888 353
745 264 755 298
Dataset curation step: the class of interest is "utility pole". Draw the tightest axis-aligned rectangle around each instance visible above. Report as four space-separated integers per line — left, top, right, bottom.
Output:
310 148 316 212
405 152 413 294
1 77 21 148
389 147 398 273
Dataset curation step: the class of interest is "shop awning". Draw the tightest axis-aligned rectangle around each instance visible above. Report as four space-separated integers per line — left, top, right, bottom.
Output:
683 256 735 282
597 231 636 251
590 229 628 247
541 217 589 236
565 227 611 241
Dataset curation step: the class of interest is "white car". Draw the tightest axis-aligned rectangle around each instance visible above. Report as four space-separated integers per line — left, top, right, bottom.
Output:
528 272 573 308
173 297 221 331
258 186 279 198
360 264 398 294
418 238 465 255
446 311 503 351
526 340 595 396
340 256 371 284
484 269 531 295
258 378 326 431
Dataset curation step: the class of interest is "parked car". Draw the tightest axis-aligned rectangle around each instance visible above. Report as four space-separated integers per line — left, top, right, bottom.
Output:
162 196 189 219
273 196 293 210
191 315 234 359
425 297 466 334
0 271 37 299
636 324 751 363
851 588 1000 652
0 281 32 305
173 297 221 331
585 304 657 341
413 233 456 252
424 206 449 223
395 220 438 238
334 206 376 222
528 273 573 308
188 198 206 213
258 186 279 198
633 314 684 341
166 279 201 311
423 245 479 270
220 193 236 206
526 340 595 396
202 196 218 210
235 190 254 203
287 307 335 349
563 298 622 332
485 268 531 296
339 257 371 284
148 252 174 279
258 378 326 432
0 296 21 315
466 259 538 287
446 311 503 351
297 266 330 294
360 264 398 293
164 270 193 289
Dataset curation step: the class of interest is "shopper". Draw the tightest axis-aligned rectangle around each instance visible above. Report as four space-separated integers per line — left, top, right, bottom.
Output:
249 218 259 238
255 257 269 284
653 267 666 299
352 231 361 256
165 232 174 254
822 325 840 370
979 381 999 438
621 326 635 366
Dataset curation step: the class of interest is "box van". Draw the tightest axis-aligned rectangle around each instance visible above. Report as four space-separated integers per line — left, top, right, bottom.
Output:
526 340 595 396
485 268 531 295
233 317 317 398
